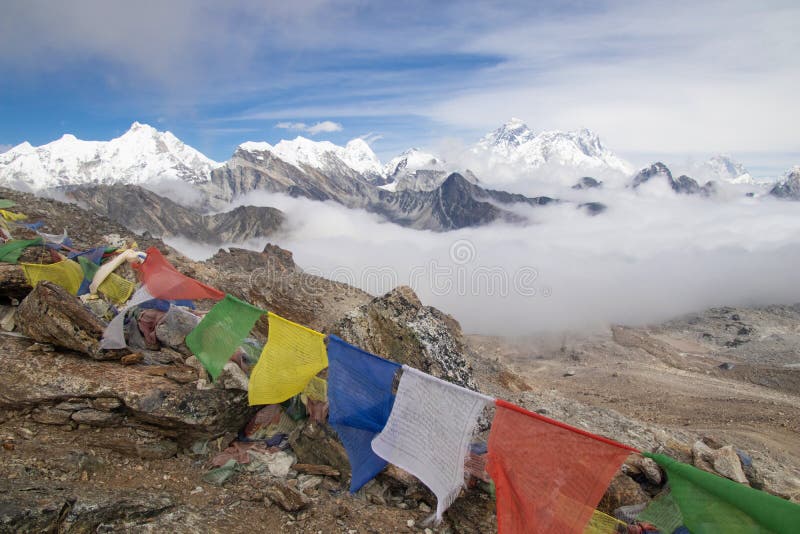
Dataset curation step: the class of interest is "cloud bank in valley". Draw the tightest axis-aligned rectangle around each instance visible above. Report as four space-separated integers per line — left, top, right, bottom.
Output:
165 181 800 336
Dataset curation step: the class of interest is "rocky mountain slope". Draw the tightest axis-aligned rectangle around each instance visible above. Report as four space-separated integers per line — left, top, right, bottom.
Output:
0 188 797 531
66 184 285 244
0 122 218 190
770 166 800 200
631 162 715 195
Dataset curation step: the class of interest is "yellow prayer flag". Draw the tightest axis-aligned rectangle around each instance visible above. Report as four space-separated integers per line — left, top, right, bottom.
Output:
0 210 27 221
97 272 135 305
584 509 627 534
248 312 328 406
21 259 84 295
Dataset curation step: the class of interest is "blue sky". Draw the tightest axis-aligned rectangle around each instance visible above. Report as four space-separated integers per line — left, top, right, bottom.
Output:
1 0 798 176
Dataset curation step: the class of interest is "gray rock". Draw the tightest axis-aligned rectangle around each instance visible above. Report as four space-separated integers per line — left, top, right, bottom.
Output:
156 306 200 349
264 483 309 512
0 482 174 532
334 286 478 390
71 408 123 427
217 362 249 391
711 445 749 484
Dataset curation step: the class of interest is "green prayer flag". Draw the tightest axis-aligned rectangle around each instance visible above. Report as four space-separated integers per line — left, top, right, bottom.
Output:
645 453 800 534
185 294 265 381
637 491 684 533
78 255 100 280
0 199 16 209
0 237 43 264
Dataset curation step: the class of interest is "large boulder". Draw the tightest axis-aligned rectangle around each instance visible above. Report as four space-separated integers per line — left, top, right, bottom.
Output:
17 281 108 359
333 286 477 389
0 336 252 456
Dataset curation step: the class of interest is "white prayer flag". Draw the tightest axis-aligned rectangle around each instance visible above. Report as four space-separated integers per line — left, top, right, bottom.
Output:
371 365 492 523
100 286 154 349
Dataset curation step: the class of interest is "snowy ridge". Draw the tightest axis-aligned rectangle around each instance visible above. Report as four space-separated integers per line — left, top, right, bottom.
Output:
687 155 754 185
0 122 219 190
471 118 634 176
238 136 382 177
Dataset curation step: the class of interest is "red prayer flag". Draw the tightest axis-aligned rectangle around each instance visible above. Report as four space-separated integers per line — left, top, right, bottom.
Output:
133 247 224 301
487 399 637 534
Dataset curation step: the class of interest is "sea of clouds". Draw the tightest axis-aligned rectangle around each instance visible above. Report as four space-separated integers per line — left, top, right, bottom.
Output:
164 178 800 336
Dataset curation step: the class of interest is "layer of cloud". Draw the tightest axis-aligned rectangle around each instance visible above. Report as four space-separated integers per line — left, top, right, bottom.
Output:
275 120 343 135
169 181 800 336
0 144 11 154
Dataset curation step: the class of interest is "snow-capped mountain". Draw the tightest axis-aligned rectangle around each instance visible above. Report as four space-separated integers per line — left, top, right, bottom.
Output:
239 136 383 181
0 122 219 190
470 118 634 181
380 148 458 192
769 165 800 200
685 155 754 185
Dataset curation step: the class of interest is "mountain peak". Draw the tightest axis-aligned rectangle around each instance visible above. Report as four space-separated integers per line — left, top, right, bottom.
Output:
0 124 217 189
472 121 633 181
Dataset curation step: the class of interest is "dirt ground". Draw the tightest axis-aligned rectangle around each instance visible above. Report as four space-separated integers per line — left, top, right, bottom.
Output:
465 304 800 501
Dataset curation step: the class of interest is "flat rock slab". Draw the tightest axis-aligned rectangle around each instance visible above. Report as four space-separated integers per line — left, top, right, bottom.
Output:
0 336 252 448
0 481 174 533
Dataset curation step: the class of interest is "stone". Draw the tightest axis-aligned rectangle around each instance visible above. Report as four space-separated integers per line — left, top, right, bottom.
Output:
692 440 716 473
31 406 74 425
626 455 662 485
121 352 144 365
293 463 340 477
217 361 249 391
711 445 749 484
248 449 296 478
333 286 477 389
16 281 109 359
264 483 309 512
92 397 123 411
0 336 253 451
155 306 200 349
184 355 209 380
288 421 351 480
0 482 174 532
597 472 651 514
71 408 123 427
0 304 16 331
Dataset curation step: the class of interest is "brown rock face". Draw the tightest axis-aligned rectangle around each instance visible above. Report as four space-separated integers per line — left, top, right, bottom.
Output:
17 281 109 358
288 421 351 481
597 472 651 513
0 336 252 456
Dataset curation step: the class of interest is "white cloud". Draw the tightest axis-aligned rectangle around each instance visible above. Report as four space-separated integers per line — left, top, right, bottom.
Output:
168 181 800 336
0 144 11 154
306 121 343 135
275 120 342 136
359 132 384 145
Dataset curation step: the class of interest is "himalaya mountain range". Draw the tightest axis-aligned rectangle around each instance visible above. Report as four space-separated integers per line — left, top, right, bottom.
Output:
1 119 799 241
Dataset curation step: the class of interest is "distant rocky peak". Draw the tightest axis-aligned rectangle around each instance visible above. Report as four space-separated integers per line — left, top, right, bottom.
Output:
479 117 535 148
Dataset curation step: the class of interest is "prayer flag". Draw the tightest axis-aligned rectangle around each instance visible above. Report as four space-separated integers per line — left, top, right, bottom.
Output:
371 366 492 522
487 399 635 534
186 294 265 381
100 286 156 349
21 259 84 295
645 453 800 534
0 237 43 264
248 312 328 405
133 246 223 301
327 335 401 492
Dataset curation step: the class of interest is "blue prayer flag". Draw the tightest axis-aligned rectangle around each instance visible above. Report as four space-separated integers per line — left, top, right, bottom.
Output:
327 335 400 492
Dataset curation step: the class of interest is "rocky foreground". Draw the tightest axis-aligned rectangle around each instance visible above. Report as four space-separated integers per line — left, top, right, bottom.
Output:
0 187 798 532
